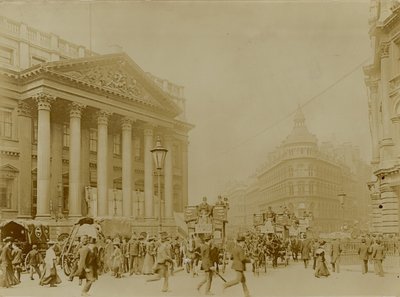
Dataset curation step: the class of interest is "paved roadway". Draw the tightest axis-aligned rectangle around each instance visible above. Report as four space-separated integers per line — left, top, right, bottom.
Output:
1 260 399 297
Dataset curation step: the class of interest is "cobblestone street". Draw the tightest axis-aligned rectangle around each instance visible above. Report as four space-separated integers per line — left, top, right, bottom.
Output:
1 260 399 297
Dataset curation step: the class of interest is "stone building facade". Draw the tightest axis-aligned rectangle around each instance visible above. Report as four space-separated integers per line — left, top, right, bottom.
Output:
364 0 400 235
0 15 193 233
225 109 372 235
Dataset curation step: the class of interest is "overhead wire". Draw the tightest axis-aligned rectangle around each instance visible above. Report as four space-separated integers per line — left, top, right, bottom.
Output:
204 55 372 163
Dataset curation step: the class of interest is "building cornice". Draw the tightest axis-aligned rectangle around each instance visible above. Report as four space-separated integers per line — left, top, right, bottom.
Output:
374 163 400 178
0 150 19 157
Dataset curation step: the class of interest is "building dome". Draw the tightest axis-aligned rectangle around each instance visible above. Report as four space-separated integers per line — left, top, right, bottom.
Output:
283 107 317 145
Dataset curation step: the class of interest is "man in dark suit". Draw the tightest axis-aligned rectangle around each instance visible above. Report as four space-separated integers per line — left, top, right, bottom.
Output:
197 235 214 295
358 238 369 274
128 235 139 275
372 239 385 277
330 238 342 273
223 236 250 297
146 233 173 292
300 235 312 269
75 235 97 297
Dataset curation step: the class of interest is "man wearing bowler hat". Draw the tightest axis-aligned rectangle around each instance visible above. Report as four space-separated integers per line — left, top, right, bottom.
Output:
146 232 173 292
197 234 214 295
223 235 251 297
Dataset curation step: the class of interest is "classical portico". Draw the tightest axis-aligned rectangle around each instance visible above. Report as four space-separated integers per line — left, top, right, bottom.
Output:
3 53 193 225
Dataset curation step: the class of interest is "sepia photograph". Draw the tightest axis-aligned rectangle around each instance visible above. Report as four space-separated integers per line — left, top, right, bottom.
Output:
0 0 399 296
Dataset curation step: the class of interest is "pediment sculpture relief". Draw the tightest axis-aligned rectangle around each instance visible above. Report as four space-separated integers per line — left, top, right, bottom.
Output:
64 65 145 99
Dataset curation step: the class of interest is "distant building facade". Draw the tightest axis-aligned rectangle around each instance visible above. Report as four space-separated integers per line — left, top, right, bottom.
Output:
364 0 400 235
0 15 193 233
225 109 372 235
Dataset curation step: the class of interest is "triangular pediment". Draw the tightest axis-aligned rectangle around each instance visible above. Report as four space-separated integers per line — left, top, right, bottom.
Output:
22 53 181 116
0 164 19 172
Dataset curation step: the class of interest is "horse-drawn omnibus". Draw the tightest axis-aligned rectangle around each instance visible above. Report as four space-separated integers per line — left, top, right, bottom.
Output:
184 196 229 272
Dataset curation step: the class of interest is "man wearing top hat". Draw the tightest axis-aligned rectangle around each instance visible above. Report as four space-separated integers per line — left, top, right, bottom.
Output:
358 238 370 274
146 232 173 292
74 235 97 297
197 234 214 295
223 235 251 297
128 234 140 275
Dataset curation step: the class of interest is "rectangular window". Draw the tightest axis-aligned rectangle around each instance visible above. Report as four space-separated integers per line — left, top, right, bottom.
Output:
0 178 11 209
0 110 12 138
113 133 121 155
32 118 38 144
31 56 46 66
135 137 141 160
63 124 70 148
0 185 8 208
0 46 13 65
89 129 97 152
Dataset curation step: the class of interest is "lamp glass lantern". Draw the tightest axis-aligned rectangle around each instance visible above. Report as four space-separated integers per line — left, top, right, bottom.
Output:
151 137 168 170
151 136 168 233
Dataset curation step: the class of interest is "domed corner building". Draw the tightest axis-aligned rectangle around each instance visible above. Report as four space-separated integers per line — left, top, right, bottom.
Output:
225 107 372 235
0 15 193 239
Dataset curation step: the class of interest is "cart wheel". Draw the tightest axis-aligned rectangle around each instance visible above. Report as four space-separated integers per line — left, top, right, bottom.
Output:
62 255 72 276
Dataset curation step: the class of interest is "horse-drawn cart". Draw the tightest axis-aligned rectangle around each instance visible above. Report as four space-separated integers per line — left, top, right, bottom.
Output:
0 220 50 270
59 217 105 276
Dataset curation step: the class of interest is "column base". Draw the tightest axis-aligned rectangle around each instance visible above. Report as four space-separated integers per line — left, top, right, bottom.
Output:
17 214 32 219
35 214 52 220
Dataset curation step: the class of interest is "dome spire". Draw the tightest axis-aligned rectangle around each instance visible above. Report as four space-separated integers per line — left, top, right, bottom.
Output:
294 105 305 127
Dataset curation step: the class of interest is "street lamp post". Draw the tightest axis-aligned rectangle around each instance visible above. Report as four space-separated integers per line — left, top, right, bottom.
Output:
151 136 168 234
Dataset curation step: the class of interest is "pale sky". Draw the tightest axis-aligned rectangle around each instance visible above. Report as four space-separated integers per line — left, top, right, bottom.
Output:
1 0 373 205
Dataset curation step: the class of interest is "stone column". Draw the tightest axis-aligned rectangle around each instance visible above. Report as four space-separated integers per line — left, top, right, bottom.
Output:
17 102 32 218
34 92 55 218
81 123 90 216
50 123 62 217
181 136 189 211
367 80 380 164
121 118 133 217
69 102 85 217
391 116 400 158
380 183 399 234
97 110 111 216
380 42 395 167
164 134 173 218
143 126 154 219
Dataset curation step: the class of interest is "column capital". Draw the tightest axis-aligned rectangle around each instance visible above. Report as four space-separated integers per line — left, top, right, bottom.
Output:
17 101 32 117
70 102 86 118
143 125 154 136
121 117 134 131
33 92 56 111
97 110 112 125
380 42 390 59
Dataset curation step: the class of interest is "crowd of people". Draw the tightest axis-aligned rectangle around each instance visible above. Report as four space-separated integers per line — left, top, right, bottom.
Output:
240 230 389 279
0 229 392 296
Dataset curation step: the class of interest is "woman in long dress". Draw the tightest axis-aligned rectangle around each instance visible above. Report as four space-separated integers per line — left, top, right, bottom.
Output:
39 241 62 287
111 240 123 278
0 237 20 288
314 241 330 278
142 237 156 275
